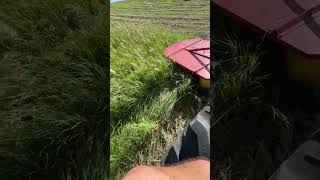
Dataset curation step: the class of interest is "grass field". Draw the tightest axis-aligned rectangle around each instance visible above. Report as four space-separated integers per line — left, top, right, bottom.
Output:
110 0 209 178
111 0 210 38
0 0 108 179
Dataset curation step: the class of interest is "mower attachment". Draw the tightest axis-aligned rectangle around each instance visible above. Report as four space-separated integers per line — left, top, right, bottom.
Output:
213 0 320 86
164 38 210 89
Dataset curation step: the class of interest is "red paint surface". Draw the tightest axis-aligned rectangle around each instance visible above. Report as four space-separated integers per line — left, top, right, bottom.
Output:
213 0 320 58
164 38 210 80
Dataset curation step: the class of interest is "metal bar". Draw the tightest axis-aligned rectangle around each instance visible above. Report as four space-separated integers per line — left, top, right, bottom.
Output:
190 51 210 59
187 47 210 51
275 1 320 39
166 39 202 57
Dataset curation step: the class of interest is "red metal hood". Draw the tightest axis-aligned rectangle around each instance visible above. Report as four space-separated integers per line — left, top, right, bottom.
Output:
164 38 210 80
213 0 320 58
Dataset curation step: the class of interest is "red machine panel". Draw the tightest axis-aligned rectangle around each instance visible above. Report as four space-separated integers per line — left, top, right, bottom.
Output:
213 0 320 58
164 38 210 80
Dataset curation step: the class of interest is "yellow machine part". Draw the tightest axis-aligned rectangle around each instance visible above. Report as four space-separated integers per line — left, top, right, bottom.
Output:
286 50 320 87
199 78 210 89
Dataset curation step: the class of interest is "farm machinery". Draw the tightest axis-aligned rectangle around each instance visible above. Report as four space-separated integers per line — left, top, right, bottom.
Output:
163 0 320 179
213 0 320 87
164 38 210 89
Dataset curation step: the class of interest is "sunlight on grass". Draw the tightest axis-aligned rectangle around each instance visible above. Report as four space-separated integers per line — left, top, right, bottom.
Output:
110 22 190 128
110 21 201 177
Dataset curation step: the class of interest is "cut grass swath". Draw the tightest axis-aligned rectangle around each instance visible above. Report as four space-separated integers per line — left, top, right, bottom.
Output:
111 0 209 38
111 78 192 177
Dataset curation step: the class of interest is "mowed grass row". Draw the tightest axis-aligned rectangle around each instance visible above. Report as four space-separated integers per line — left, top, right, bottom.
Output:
0 1 108 179
111 0 210 38
110 21 200 177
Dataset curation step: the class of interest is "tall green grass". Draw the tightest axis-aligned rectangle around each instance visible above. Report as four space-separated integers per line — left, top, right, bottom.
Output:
111 79 192 177
110 22 197 177
0 0 108 179
110 22 190 128
213 36 320 180
212 36 292 180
